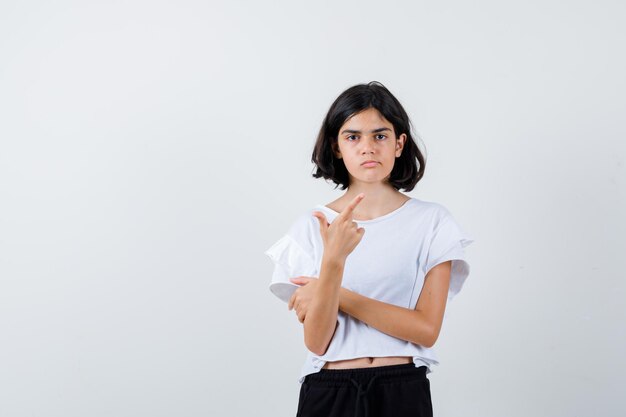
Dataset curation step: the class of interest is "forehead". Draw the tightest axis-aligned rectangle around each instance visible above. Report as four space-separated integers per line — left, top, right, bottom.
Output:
341 108 391 128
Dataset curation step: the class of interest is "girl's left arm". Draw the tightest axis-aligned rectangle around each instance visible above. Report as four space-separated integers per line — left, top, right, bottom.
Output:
339 260 452 348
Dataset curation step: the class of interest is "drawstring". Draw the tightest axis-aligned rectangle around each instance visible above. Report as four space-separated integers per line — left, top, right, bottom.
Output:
348 374 380 417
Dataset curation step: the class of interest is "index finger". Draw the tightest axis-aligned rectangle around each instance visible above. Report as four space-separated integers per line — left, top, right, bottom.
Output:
340 193 365 218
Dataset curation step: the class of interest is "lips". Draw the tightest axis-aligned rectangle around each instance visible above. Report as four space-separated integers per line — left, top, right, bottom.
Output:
361 160 379 165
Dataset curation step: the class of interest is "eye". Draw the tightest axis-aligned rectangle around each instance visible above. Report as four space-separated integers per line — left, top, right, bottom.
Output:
347 135 358 141
375 134 387 140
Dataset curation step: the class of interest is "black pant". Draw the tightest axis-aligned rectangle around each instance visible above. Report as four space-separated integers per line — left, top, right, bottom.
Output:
296 363 433 417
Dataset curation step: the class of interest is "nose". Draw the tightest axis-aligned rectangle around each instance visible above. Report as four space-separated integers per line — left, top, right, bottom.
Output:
360 136 376 154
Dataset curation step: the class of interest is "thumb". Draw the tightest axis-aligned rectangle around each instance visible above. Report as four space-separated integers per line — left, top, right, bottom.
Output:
312 211 329 237
290 277 308 284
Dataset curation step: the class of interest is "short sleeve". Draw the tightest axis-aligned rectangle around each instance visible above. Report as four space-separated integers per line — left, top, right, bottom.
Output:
264 234 319 303
424 212 475 301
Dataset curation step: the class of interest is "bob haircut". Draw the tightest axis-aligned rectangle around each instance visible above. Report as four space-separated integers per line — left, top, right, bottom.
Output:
312 81 426 192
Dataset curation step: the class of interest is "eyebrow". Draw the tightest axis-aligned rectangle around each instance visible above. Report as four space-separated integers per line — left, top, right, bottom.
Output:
340 127 392 135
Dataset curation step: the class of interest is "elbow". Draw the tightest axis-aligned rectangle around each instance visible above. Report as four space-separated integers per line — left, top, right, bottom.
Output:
304 320 339 356
302 324 325 355
421 334 437 349
305 336 330 356
419 324 441 349
310 346 328 357
304 326 333 356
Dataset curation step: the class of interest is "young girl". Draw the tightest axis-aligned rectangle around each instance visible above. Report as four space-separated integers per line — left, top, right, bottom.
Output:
264 81 474 417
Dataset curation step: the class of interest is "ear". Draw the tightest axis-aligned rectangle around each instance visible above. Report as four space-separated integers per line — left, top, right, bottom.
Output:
396 133 407 157
332 139 342 159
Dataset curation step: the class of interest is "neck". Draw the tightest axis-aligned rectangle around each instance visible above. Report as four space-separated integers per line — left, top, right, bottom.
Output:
342 184 405 218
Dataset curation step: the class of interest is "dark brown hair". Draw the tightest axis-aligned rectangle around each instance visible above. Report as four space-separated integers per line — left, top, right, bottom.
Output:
311 81 426 191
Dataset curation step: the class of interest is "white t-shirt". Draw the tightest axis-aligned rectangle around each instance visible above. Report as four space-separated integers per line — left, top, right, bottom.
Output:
264 197 474 384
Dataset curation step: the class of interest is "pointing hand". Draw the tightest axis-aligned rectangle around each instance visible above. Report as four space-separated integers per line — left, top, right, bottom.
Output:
312 193 366 261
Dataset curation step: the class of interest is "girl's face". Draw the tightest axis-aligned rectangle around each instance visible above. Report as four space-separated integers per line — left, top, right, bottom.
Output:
333 107 406 187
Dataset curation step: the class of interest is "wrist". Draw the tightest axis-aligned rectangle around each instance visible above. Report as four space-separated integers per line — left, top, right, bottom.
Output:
321 253 346 268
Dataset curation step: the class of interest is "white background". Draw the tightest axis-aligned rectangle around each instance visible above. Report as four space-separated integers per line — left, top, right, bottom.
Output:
1 1 624 416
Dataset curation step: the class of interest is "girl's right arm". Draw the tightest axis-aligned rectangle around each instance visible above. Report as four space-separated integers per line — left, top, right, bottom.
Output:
302 255 344 356
302 193 366 356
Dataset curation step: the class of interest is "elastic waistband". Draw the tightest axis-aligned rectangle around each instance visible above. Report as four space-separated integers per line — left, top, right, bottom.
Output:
305 363 426 386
